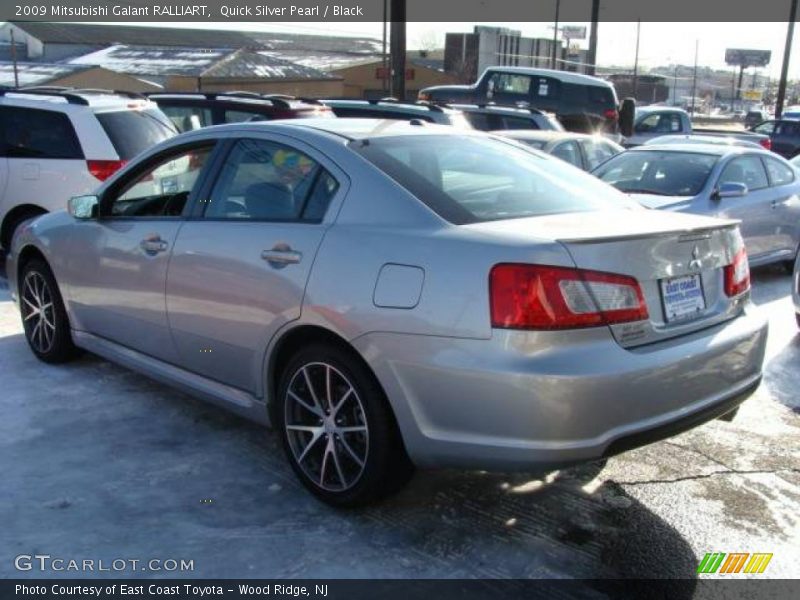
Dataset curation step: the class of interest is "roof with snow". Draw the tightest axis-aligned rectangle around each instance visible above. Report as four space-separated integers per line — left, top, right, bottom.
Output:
69 45 337 80
0 61 95 87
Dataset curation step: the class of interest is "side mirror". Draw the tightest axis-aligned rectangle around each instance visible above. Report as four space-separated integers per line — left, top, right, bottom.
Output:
714 182 748 199
68 195 99 219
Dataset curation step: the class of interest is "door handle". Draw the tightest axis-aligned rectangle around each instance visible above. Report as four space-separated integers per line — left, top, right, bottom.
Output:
261 245 302 268
139 235 168 255
771 197 790 208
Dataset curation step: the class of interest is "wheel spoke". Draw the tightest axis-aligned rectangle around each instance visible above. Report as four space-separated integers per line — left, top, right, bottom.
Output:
319 442 332 487
23 309 38 322
288 390 324 418
338 435 365 468
31 319 43 351
325 365 333 412
22 296 38 313
302 367 324 414
295 427 325 464
330 442 347 488
331 387 354 417
337 425 367 434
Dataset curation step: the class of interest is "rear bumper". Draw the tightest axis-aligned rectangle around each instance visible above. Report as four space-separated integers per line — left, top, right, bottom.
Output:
353 306 767 470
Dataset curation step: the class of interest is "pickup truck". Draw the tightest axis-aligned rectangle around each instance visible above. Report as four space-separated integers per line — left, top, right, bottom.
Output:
419 66 621 136
623 106 771 149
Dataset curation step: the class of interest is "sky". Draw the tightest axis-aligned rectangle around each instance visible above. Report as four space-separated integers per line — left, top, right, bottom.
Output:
75 21 800 79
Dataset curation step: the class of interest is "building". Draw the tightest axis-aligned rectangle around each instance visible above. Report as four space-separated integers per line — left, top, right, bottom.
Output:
607 74 669 104
330 56 458 100
69 45 343 96
0 61 161 91
444 26 588 82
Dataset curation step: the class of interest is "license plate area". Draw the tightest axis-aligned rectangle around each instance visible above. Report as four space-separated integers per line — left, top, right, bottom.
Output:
660 274 706 323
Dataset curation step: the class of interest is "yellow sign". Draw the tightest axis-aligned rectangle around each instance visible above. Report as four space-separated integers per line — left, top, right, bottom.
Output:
742 90 763 101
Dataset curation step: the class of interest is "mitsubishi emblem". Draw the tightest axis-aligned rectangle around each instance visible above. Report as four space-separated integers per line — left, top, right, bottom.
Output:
689 245 703 271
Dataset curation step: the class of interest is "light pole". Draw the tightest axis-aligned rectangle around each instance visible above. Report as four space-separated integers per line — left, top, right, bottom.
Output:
776 0 798 118
690 39 699 117
551 0 561 69
632 20 641 100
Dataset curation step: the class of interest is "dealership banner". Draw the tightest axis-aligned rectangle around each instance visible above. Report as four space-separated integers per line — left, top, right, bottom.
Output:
3 0 800 22
4 579 800 599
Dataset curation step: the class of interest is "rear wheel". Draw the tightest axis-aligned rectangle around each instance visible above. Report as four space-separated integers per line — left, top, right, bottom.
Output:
19 259 79 363
277 343 414 507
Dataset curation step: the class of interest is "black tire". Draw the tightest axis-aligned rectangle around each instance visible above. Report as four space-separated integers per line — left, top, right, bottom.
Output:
277 343 414 507
19 258 79 364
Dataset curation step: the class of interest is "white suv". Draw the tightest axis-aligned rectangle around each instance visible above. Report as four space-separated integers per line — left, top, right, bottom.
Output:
0 89 177 249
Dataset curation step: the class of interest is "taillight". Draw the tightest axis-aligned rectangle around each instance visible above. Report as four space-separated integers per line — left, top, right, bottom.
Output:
724 247 750 297
758 138 772 151
87 159 126 181
489 264 649 330
604 108 619 121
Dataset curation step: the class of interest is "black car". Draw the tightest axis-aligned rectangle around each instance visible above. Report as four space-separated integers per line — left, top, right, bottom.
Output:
751 119 800 158
146 92 333 132
744 109 768 129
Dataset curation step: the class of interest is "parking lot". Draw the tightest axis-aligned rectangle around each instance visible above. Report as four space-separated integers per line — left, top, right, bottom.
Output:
0 259 798 581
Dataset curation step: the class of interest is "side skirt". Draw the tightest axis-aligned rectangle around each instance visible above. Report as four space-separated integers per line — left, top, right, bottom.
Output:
73 330 270 426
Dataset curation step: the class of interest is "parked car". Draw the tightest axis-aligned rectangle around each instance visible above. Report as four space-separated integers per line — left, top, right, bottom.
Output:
419 67 621 135
781 106 800 119
750 119 800 158
147 92 333 132
744 109 768 129
793 252 800 328
643 134 764 150
623 107 771 149
593 144 800 269
447 103 563 132
8 120 766 506
493 130 622 171
0 88 177 250
320 99 470 128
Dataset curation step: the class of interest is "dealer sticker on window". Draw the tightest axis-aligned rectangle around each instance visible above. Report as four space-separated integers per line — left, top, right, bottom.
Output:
661 274 706 322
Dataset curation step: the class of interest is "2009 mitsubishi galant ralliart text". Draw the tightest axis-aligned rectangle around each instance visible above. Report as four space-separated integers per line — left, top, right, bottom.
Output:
8 119 768 506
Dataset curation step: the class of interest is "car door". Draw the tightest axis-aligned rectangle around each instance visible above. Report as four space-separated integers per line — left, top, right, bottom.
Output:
165 136 346 393
66 141 217 362
771 121 797 158
762 155 800 257
707 154 774 259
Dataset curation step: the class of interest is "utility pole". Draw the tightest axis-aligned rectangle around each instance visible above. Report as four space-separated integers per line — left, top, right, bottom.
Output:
587 0 600 76
382 0 388 93
551 0 560 69
389 0 406 100
776 0 798 118
690 39 699 116
632 20 641 100
10 28 19 89
673 64 678 105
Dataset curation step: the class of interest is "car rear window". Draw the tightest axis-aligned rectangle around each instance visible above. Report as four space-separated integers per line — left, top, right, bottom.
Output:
353 134 637 224
593 150 718 196
95 108 176 160
0 106 83 159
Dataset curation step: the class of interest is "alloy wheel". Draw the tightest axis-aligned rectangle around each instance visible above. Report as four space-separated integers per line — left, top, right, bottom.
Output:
284 362 369 492
21 271 56 354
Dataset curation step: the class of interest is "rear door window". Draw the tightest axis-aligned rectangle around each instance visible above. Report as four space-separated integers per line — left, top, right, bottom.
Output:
0 106 83 159
718 156 769 191
500 115 537 130
550 141 583 168
580 139 620 170
763 156 795 186
96 109 176 160
159 105 213 132
487 72 533 103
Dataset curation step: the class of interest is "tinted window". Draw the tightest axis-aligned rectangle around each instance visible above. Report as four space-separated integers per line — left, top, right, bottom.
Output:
594 151 717 196
775 121 799 136
0 106 82 159
752 121 776 135
500 115 537 130
354 135 638 224
108 145 213 217
764 156 794 186
487 73 532 98
96 109 176 160
718 156 769 191
205 139 336 222
462 112 497 131
159 105 213 132
550 141 582 168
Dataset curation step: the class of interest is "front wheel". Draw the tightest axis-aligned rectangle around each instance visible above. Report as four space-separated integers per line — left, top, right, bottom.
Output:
19 259 79 363
277 343 414 507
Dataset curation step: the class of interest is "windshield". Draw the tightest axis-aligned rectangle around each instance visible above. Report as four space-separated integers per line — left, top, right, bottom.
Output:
593 150 718 197
353 134 638 224
96 108 177 160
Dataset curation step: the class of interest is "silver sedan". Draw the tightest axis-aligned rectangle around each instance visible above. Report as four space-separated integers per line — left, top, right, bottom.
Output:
594 144 800 270
7 121 767 506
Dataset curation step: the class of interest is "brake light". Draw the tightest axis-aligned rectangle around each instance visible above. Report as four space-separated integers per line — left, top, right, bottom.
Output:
758 138 772 151
489 264 649 330
724 247 750 297
604 108 619 121
87 159 126 181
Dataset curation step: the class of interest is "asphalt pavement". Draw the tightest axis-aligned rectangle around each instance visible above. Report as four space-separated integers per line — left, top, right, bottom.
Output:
0 260 797 583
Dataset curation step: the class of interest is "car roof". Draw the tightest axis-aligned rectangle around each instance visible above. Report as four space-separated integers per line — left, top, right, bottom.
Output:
493 130 593 142
636 106 688 115
644 134 761 148
0 87 156 111
478 66 614 88
448 103 546 116
147 92 323 109
629 143 762 156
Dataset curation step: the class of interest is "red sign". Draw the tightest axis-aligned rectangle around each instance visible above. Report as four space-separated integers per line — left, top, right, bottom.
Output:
375 67 416 80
